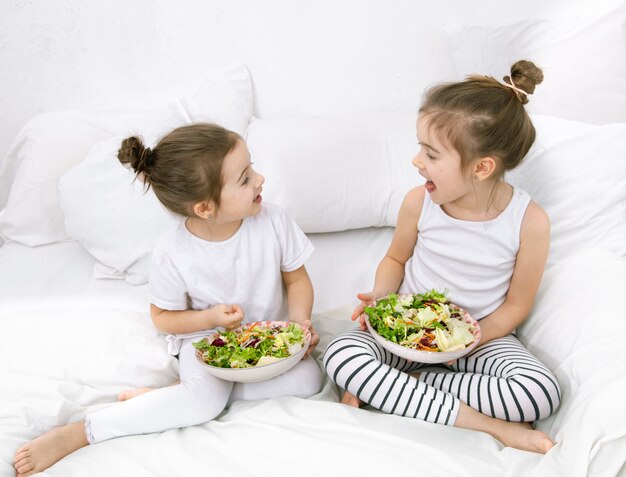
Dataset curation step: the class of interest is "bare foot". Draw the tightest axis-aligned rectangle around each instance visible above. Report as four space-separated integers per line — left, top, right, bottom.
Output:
340 391 363 408
490 420 555 454
117 387 154 401
455 403 555 454
14 422 88 476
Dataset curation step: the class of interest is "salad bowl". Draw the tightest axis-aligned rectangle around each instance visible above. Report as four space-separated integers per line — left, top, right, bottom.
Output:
194 320 310 383
364 291 481 364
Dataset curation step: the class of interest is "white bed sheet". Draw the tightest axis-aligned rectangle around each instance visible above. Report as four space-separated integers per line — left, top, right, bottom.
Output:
0 241 148 314
1 301 532 477
0 226 395 315
0 228 528 477
2 235 626 477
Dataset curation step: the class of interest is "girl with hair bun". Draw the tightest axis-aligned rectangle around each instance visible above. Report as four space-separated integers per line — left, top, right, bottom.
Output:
14 123 322 476
324 60 561 454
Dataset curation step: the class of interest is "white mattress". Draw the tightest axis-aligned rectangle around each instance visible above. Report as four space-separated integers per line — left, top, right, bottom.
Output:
2 235 625 477
0 229 524 477
0 227 394 315
0 241 148 314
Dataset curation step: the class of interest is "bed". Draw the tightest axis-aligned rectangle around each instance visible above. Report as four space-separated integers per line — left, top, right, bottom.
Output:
1 1 625 476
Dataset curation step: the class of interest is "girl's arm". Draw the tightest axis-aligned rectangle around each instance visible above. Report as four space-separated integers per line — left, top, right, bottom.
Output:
374 186 425 294
351 186 424 322
150 303 244 335
477 201 550 345
281 265 314 325
282 265 319 353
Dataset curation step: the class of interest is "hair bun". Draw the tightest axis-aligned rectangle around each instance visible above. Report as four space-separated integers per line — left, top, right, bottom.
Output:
503 60 544 104
117 136 152 175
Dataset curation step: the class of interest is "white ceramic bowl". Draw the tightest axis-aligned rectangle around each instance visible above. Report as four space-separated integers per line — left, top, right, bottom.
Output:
195 321 311 383
365 296 481 364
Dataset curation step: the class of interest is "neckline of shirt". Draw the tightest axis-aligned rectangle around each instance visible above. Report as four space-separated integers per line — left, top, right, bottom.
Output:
434 187 522 227
180 217 249 246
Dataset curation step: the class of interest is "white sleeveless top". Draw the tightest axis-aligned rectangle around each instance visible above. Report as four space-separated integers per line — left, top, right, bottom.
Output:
399 188 531 319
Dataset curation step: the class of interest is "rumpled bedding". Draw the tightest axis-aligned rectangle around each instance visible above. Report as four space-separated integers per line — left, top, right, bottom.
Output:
1 247 625 477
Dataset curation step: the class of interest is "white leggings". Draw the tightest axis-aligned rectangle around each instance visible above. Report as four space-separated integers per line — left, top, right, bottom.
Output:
85 338 322 444
323 331 561 425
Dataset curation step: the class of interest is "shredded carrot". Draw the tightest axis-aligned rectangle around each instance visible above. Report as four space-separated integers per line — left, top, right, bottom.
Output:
237 324 258 343
416 345 438 352
414 332 438 351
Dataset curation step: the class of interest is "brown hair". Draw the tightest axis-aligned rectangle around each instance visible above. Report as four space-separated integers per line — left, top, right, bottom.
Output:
118 123 241 217
419 60 544 179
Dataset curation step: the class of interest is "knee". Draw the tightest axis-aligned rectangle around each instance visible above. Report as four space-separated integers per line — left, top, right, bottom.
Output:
322 336 340 371
181 376 231 421
536 378 561 421
511 374 562 422
322 330 372 372
291 358 323 398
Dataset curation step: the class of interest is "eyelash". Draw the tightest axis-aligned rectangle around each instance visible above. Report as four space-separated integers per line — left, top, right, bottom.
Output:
417 142 436 161
242 162 254 185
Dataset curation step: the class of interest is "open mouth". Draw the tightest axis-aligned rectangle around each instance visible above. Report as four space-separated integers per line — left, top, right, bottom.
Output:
254 193 263 204
425 180 436 193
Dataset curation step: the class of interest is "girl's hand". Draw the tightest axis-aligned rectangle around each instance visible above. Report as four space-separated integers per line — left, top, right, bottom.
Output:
209 304 244 329
351 292 376 330
294 318 319 357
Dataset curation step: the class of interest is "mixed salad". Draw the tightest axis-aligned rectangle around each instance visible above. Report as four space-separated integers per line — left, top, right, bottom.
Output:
365 290 477 353
193 322 306 368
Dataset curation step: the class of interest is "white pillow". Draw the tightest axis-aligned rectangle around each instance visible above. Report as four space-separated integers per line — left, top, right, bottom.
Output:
0 62 253 247
58 111 625 286
444 6 626 124
246 111 421 233
59 110 420 285
508 115 626 268
0 111 114 245
519 247 626 381
59 114 187 285
517 248 626 447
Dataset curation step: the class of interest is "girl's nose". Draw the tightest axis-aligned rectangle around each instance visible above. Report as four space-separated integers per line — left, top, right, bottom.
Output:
257 173 265 186
412 155 424 169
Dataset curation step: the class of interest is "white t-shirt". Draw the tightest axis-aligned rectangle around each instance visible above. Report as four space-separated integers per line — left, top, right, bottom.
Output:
399 187 531 319
149 203 314 354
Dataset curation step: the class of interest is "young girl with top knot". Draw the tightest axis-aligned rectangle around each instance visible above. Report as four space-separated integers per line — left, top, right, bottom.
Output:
14 123 322 476
323 60 561 454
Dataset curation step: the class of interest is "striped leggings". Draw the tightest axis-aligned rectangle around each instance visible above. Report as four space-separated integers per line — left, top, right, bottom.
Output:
323 330 561 426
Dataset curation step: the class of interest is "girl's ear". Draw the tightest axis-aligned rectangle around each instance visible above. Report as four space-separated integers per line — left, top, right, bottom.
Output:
473 157 498 181
192 200 215 219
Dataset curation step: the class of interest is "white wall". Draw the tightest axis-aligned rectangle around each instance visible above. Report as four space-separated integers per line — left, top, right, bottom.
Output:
0 0 614 163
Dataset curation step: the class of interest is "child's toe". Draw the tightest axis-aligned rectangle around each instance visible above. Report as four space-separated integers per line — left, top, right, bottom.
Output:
15 458 35 474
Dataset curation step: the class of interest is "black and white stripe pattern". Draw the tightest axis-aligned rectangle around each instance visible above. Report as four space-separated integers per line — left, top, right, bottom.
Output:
323 330 460 425
422 334 561 422
323 331 560 425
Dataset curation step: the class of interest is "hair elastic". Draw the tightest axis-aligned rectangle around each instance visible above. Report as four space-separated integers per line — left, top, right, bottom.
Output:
140 147 153 165
502 79 528 97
